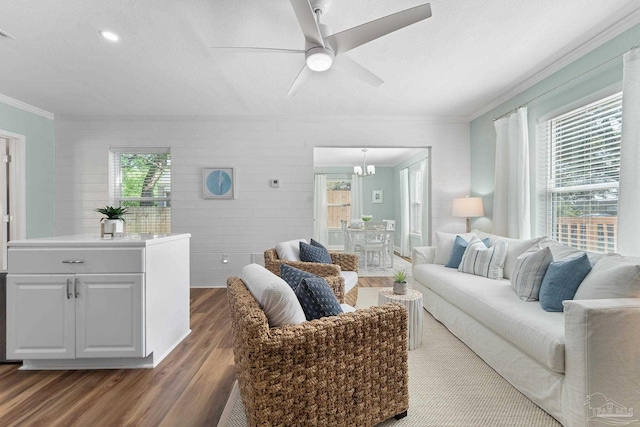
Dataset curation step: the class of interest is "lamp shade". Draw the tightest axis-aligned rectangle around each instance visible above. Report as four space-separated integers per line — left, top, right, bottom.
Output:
452 197 484 218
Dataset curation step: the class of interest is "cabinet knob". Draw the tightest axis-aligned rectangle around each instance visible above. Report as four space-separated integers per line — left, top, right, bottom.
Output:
62 260 84 264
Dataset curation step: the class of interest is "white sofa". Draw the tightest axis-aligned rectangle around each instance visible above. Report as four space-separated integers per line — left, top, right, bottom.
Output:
412 231 640 427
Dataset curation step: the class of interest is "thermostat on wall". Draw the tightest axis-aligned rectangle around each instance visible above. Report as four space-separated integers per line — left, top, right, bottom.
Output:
270 179 280 188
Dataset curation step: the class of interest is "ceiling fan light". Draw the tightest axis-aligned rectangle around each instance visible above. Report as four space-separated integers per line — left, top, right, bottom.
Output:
305 46 334 72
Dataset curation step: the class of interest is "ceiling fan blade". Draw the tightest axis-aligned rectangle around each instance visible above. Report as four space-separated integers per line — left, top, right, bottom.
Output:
287 64 312 97
331 55 384 87
211 47 304 54
325 3 432 55
289 0 325 47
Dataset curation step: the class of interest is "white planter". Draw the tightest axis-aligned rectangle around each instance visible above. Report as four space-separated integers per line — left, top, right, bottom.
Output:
393 281 408 295
102 219 125 235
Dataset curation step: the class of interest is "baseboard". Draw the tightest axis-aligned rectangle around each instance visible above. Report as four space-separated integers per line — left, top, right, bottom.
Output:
217 380 239 427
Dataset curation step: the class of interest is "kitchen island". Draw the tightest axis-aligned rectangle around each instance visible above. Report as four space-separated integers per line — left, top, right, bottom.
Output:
6 233 191 370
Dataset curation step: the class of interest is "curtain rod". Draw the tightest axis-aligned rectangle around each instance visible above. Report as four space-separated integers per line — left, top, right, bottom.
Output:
492 43 640 122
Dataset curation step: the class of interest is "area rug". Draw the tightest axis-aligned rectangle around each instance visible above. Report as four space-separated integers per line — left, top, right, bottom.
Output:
224 288 561 427
357 254 413 277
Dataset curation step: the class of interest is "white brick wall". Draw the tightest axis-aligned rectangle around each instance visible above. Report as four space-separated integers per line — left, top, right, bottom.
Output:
54 116 469 287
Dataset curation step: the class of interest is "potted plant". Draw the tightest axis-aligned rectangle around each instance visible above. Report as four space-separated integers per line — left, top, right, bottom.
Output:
393 269 408 295
96 205 128 236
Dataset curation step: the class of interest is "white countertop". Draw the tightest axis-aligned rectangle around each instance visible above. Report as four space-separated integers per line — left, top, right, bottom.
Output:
8 233 191 248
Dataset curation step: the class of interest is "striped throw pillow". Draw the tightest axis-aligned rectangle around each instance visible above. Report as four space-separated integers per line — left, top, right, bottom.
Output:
458 237 508 279
510 245 553 301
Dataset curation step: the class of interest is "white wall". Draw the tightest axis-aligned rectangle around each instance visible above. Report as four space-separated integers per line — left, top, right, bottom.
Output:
54 115 469 287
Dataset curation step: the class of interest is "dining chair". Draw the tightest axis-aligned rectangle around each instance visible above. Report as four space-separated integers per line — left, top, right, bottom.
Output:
363 221 387 270
382 220 396 268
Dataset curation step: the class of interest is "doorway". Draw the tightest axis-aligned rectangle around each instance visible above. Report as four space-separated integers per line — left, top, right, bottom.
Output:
0 131 26 271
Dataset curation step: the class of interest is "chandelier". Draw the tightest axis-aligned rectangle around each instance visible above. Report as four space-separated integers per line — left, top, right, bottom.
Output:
354 149 375 176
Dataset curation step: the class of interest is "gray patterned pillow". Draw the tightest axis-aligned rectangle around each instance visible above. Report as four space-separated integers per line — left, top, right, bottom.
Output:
295 277 343 320
511 245 552 301
280 264 318 291
300 239 332 264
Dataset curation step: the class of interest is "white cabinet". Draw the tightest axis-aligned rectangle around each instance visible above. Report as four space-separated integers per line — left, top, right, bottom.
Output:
6 234 190 370
7 274 144 359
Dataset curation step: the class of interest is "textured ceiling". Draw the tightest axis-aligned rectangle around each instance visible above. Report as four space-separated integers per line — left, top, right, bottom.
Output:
0 0 639 118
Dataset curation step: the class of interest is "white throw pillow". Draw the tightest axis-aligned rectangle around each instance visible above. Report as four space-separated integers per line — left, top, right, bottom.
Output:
275 239 308 261
434 231 475 265
472 230 545 279
574 255 640 300
510 245 552 301
458 238 508 280
242 263 306 327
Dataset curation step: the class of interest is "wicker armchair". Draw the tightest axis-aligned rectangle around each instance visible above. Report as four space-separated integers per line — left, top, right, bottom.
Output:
264 248 359 305
227 276 409 427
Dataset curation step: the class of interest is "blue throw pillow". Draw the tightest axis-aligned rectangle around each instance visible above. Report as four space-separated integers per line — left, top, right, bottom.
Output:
539 253 592 312
300 240 332 264
445 236 490 268
295 277 343 321
280 264 318 291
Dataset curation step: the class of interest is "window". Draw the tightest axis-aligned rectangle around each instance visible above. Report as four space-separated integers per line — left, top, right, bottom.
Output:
110 148 171 234
409 164 423 234
539 92 622 252
326 179 351 229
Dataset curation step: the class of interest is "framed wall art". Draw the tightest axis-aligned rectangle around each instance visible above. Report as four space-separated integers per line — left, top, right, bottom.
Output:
203 167 235 199
372 189 383 204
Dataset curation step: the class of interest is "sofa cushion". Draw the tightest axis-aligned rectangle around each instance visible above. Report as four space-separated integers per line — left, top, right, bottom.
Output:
275 239 308 261
242 263 306 327
295 277 343 321
459 238 508 280
574 255 640 300
473 230 545 279
299 240 332 264
414 263 566 373
434 231 475 265
539 239 607 265
445 235 490 269
539 254 592 312
280 264 318 291
340 271 358 294
511 245 552 301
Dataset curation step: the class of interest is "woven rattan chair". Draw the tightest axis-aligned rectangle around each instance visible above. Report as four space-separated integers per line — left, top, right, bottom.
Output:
227 276 409 427
263 248 359 305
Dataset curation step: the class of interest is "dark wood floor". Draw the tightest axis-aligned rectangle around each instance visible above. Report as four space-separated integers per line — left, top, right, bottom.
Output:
0 277 392 427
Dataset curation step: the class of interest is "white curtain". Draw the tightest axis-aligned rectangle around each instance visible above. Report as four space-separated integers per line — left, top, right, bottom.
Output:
313 174 328 245
420 159 430 245
617 48 640 256
493 107 531 239
350 174 363 220
399 168 411 257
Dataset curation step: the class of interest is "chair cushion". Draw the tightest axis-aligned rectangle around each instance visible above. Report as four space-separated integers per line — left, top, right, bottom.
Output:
539 253 592 312
299 239 332 264
280 264 317 291
574 255 640 300
340 271 358 294
340 304 356 313
275 239 308 261
242 264 306 327
459 238 508 280
511 245 552 301
295 277 343 321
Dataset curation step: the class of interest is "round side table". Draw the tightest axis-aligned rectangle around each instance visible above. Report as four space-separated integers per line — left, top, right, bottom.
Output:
378 287 423 350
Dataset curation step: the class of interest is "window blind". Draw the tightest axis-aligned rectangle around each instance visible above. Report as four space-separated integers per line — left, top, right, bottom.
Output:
539 92 622 252
110 148 171 234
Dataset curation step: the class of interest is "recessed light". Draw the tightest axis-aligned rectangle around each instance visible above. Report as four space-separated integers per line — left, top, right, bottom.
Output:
100 30 119 42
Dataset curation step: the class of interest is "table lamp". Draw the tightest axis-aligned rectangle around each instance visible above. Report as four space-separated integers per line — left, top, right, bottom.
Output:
452 197 484 232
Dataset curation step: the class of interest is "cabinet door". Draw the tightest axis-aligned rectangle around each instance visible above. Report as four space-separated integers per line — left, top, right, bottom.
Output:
75 274 145 358
6 275 75 359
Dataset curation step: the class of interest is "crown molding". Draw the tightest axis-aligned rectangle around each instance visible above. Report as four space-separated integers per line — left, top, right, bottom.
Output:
0 93 54 120
468 6 640 122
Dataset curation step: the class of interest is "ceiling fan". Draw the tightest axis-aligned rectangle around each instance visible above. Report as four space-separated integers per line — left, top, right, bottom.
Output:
212 0 432 97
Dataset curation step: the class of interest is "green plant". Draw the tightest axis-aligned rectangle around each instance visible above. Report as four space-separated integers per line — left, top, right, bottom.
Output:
96 205 129 221
393 269 407 283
